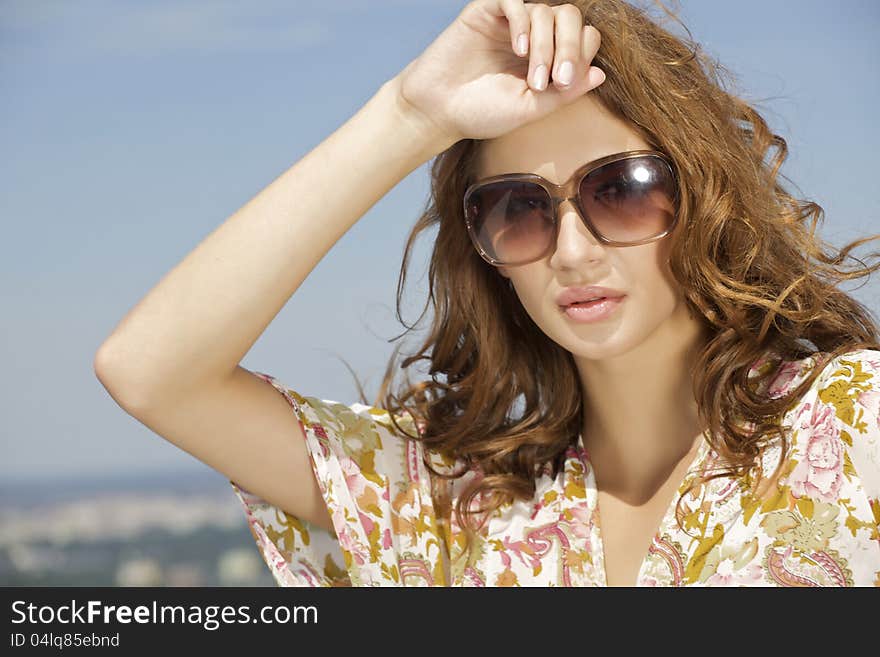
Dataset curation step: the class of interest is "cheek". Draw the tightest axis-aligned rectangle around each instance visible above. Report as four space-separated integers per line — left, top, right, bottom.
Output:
631 240 675 290
627 250 685 328
508 275 543 310
506 271 551 322
599 253 679 333
506 244 681 332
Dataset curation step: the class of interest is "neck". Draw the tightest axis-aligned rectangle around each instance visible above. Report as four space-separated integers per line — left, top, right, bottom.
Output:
575 303 708 499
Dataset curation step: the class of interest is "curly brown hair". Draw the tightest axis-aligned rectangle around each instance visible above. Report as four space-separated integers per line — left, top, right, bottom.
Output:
340 0 880 565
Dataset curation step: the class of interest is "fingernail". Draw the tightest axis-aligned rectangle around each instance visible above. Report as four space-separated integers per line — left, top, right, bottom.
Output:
516 33 528 56
533 64 548 91
588 67 606 86
557 61 573 86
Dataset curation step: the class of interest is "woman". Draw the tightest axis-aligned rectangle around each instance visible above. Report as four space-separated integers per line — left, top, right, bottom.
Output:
95 0 880 586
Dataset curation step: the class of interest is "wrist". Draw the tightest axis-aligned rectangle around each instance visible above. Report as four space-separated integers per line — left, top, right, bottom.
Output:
382 74 460 158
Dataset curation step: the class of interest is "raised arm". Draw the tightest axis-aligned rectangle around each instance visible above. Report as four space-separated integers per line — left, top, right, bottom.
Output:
95 76 451 407
93 0 604 535
93 75 453 532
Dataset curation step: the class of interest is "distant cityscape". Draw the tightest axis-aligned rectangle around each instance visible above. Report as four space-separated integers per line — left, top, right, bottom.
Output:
1 468 276 587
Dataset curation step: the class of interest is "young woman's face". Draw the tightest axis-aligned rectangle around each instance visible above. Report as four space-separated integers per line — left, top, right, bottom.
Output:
476 94 695 362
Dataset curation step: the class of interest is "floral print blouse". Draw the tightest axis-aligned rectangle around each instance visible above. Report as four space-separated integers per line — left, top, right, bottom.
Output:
229 349 880 586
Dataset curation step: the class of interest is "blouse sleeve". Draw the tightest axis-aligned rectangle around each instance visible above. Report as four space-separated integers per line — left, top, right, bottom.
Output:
811 349 880 504
783 348 880 554
228 369 450 587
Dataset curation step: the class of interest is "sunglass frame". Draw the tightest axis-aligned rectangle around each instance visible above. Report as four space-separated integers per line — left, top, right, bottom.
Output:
463 149 679 266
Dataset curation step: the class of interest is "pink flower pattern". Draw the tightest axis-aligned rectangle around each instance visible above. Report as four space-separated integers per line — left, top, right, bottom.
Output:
787 405 845 502
230 351 880 586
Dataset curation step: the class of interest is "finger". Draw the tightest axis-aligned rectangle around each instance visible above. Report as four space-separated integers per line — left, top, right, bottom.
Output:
498 0 531 57
551 4 584 89
526 25 605 112
581 24 602 70
525 3 554 92
525 63 605 120
561 25 605 93
562 24 604 91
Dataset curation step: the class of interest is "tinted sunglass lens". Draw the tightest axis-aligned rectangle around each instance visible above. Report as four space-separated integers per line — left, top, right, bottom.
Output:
465 181 554 264
578 156 676 243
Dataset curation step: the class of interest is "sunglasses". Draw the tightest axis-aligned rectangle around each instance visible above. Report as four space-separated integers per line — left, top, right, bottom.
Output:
463 149 679 267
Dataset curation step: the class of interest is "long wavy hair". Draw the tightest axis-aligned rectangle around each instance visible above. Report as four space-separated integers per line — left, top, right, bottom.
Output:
340 0 880 565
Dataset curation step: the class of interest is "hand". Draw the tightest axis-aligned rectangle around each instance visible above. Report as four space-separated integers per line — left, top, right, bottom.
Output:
393 0 605 145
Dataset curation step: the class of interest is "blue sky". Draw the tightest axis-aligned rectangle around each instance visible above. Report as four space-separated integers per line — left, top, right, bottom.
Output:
2 0 878 483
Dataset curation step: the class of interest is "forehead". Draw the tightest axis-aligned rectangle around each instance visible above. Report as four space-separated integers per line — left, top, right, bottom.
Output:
475 94 652 183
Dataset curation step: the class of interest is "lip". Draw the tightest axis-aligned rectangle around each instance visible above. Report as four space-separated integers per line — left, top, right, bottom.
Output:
555 285 626 307
561 296 626 323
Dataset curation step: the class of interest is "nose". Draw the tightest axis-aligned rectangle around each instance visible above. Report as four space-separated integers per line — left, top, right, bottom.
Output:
547 198 607 269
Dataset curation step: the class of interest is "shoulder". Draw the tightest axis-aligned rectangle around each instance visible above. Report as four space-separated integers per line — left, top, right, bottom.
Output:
756 347 880 411
252 370 427 482
790 349 880 501
813 349 880 407
234 371 449 586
